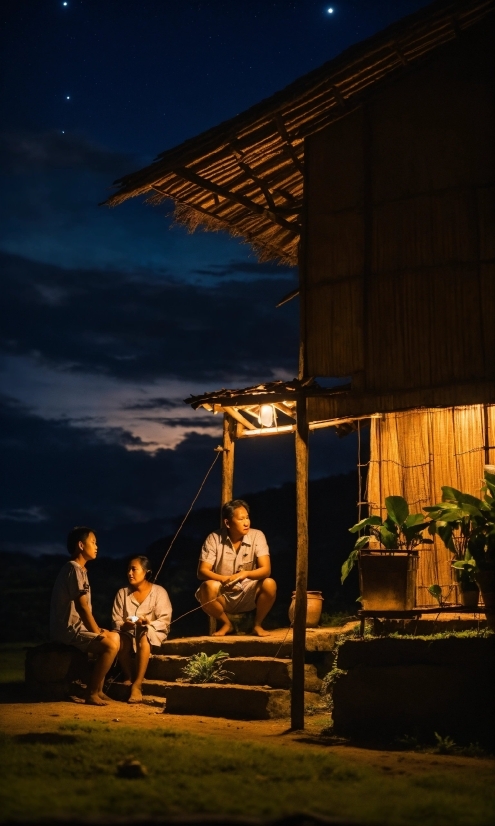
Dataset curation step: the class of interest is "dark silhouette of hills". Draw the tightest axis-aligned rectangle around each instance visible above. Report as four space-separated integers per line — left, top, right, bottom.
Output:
1 472 361 642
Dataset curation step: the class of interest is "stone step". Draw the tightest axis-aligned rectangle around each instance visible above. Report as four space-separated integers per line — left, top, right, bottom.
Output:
146 655 321 691
162 625 354 657
108 680 321 719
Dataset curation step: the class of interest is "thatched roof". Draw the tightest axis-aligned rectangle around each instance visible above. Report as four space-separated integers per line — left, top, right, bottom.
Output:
185 378 327 410
105 0 493 265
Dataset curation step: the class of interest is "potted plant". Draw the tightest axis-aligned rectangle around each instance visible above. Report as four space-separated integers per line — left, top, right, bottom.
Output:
424 494 479 607
424 470 495 618
342 496 431 611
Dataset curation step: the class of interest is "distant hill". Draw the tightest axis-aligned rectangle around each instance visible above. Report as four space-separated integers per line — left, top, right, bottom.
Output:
1 472 361 642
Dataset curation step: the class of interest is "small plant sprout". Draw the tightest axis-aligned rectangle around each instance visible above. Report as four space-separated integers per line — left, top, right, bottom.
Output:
179 651 234 684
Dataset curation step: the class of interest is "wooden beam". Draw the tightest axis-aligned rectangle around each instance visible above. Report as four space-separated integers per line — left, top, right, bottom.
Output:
273 402 296 419
291 393 309 731
274 114 304 175
222 406 257 430
241 424 296 438
276 287 300 308
174 166 299 235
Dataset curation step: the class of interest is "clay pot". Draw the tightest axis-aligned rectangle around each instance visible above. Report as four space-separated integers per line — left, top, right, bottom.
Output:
288 591 323 628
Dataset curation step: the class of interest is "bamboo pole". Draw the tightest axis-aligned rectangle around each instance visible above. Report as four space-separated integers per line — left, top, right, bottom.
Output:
291 392 309 730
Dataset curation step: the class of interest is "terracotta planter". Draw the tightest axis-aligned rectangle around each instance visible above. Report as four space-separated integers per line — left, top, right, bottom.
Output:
288 591 323 627
358 552 418 611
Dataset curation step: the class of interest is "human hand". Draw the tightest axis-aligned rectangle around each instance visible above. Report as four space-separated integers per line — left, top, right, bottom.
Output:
223 572 245 586
122 620 136 631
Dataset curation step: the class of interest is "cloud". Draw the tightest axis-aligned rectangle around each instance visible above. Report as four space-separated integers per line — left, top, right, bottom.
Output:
0 130 134 176
193 260 295 280
0 251 299 383
0 505 48 523
121 398 184 411
0 394 361 556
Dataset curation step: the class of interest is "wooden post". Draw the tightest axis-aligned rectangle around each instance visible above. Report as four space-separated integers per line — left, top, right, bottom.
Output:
221 412 235 509
291 392 309 730
210 412 237 634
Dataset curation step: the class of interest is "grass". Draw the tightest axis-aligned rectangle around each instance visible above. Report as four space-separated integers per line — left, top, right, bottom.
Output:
0 722 494 824
0 642 34 683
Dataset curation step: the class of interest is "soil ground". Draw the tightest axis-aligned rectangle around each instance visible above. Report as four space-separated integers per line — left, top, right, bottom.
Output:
1 697 493 778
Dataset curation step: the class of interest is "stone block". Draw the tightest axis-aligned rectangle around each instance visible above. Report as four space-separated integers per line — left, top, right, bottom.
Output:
162 683 317 720
25 642 91 701
146 655 321 691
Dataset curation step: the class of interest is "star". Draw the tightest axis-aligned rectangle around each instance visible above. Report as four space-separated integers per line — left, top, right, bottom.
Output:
66 95 70 100
63 2 68 6
327 7 334 13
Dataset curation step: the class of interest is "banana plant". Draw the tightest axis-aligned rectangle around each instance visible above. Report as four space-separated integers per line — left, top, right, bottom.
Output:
341 495 431 583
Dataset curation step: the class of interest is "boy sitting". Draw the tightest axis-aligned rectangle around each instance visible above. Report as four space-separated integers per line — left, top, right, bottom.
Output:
50 526 119 705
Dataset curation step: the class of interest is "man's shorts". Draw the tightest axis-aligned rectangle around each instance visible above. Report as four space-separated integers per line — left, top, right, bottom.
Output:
195 578 261 614
53 629 102 652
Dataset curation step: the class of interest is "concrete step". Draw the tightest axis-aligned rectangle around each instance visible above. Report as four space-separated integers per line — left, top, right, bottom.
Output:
162 625 354 657
108 680 320 719
146 655 322 691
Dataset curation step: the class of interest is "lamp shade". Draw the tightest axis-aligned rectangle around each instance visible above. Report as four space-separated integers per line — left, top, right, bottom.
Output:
259 404 275 427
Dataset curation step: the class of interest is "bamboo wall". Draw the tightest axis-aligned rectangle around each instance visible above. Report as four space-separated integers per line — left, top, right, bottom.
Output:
303 18 494 400
367 404 495 605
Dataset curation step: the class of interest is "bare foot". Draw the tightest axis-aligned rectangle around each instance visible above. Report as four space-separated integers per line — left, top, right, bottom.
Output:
86 693 107 706
212 621 234 636
99 691 113 701
253 625 271 637
122 679 132 686
128 685 143 704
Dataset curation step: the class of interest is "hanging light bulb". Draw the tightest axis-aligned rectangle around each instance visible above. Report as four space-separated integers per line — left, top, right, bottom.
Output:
259 404 276 427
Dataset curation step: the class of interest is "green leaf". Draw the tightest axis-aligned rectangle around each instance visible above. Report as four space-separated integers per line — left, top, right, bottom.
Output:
348 515 382 534
485 470 495 485
404 513 427 528
428 584 442 604
353 535 371 551
385 496 409 527
341 549 359 583
379 525 398 549
441 486 463 503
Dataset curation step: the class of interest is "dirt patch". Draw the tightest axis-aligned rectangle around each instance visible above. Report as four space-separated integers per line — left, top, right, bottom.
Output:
1 698 492 778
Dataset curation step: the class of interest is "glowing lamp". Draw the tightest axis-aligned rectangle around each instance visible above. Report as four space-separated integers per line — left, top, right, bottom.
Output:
259 404 276 427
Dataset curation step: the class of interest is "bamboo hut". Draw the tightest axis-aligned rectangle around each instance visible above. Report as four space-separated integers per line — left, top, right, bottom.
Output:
106 0 495 728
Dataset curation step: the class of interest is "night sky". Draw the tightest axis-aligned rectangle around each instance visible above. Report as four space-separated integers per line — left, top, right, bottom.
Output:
1 0 431 556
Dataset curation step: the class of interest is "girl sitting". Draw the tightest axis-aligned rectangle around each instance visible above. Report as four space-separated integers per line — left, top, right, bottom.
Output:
112 555 172 703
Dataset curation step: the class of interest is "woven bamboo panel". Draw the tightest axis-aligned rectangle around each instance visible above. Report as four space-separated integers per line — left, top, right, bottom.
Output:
304 17 494 389
367 405 495 605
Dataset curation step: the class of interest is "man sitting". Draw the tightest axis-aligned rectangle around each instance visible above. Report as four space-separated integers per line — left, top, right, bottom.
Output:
196 499 276 637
